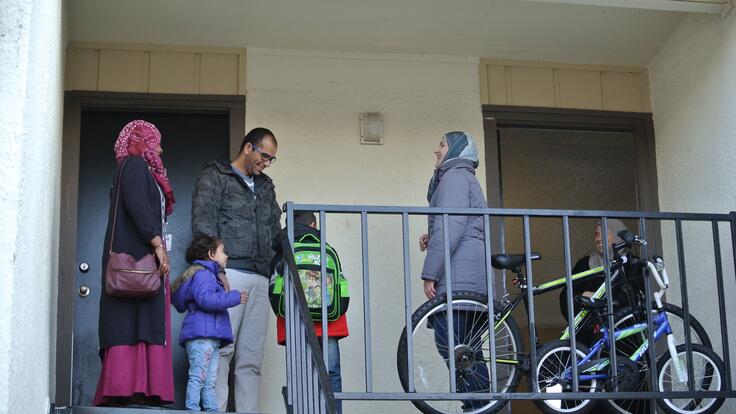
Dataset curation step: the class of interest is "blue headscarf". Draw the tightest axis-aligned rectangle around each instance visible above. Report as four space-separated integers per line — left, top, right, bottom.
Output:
426 131 479 202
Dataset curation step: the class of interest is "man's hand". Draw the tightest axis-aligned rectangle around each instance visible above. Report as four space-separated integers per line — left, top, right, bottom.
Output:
423 279 437 299
419 234 429 252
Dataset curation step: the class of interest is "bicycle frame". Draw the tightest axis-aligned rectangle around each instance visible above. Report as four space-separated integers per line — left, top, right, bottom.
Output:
490 263 620 367
569 311 672 382
561 258 689 384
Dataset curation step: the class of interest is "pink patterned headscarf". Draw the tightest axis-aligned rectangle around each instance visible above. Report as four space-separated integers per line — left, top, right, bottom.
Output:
114 120 175 217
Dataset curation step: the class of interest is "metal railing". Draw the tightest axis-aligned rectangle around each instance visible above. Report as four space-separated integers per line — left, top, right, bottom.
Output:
282 202 736 413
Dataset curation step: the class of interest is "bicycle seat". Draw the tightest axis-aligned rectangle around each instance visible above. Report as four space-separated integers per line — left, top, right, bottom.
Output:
574 295 609 311
491 253 541 271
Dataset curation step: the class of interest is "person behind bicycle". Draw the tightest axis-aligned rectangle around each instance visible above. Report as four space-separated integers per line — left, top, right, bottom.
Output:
419 131 489 411
558 219 642 344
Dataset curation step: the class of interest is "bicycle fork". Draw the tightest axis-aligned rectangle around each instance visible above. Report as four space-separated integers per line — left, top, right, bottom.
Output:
666 332 689 383
648 259 689 384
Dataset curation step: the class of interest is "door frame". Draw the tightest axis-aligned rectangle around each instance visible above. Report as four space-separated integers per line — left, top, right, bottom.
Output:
482 104 659 212
482 105 662 295
55 91 245 406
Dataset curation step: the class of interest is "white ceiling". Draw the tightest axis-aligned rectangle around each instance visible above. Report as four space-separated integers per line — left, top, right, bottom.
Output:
67 0 687 66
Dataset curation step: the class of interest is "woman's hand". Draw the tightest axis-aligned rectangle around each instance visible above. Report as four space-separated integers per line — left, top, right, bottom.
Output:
419 234 429 251
423 279 436 299
154 246 170 275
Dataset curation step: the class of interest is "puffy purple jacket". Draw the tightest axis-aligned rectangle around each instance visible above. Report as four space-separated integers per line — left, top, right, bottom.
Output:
172 260 242 346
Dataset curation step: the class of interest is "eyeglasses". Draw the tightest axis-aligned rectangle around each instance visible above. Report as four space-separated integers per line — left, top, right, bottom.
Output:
251 144 277 164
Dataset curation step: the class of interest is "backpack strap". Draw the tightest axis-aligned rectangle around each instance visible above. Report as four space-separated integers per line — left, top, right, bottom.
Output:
293 232 344 278
295 232 320 244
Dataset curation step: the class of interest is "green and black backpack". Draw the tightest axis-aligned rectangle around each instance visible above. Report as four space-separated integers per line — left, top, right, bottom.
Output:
269 233 349 322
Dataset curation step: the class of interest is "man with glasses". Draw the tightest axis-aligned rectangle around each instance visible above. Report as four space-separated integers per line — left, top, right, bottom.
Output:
191 127 281 413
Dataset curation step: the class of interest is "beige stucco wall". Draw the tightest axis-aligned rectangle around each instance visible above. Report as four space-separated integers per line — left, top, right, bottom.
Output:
246 48 485 413
649 9 736 408
0 0 65 413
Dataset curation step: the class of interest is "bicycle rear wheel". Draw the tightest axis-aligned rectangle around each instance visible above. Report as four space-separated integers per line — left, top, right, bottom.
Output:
396 292 523 414
533 340 600 414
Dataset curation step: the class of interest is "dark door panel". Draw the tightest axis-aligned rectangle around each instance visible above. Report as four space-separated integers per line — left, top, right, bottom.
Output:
72 110 229 408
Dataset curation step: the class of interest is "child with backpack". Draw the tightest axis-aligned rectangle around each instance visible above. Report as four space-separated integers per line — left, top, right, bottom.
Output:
270 211 349 414
172 235 248 411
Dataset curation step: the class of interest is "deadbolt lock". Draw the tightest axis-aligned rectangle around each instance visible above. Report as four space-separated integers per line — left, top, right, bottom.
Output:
78 285 90 298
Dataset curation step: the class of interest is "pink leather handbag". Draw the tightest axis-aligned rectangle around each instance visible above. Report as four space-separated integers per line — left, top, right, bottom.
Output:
104 160 161 298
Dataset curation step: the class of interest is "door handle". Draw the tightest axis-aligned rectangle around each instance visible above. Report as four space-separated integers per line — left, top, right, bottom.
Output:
78 285 90 298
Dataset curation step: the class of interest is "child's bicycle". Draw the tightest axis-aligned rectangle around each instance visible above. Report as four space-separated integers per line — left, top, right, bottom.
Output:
532 253 726 414
396 232 711 414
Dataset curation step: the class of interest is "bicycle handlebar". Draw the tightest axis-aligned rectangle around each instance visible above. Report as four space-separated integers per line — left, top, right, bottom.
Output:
612 230 646 251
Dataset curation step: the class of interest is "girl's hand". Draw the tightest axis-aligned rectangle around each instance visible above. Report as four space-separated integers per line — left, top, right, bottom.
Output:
240 289 249 304
423 279 436 299
419 234 429 251
154 246 170 275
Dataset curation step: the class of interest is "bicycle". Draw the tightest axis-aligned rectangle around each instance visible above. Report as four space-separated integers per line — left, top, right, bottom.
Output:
396 233 711 414
532 255 726 414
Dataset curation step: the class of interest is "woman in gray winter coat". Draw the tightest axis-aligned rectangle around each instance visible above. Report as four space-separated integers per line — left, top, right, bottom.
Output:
420 131 488 298
419 131 490 410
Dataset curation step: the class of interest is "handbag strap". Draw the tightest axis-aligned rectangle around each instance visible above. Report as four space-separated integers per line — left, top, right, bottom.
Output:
108 158 130 255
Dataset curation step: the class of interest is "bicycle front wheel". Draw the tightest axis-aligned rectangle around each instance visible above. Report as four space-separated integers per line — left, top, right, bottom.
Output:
601 303 712 414
396 291 524 414
656 344 725 414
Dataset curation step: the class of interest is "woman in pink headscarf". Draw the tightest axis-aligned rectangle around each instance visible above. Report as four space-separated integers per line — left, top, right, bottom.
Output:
94 120 176 407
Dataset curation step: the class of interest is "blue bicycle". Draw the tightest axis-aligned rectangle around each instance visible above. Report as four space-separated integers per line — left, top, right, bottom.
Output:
533 254 725 414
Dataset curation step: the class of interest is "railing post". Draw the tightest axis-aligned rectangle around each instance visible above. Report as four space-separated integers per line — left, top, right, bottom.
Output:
639 218 658 414
285 202 295 407
712 219 732 392
483 215 498 393
523 216 538 391
401 212 415 392
562 216 579 392
675 219 696 393
442 214 457 394
319 211 329 367
360 211 373 393
600 217 618 390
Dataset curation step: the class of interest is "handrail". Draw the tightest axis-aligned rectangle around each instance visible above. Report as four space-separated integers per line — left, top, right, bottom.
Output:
284 203 732 221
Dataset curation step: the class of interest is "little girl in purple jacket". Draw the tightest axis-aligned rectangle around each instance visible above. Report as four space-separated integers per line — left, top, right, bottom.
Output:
172 235 248 411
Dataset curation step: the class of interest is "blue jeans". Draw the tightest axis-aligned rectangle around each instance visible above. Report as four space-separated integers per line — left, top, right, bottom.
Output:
431 311 491 411
320 337 342 414
185 338 220 411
